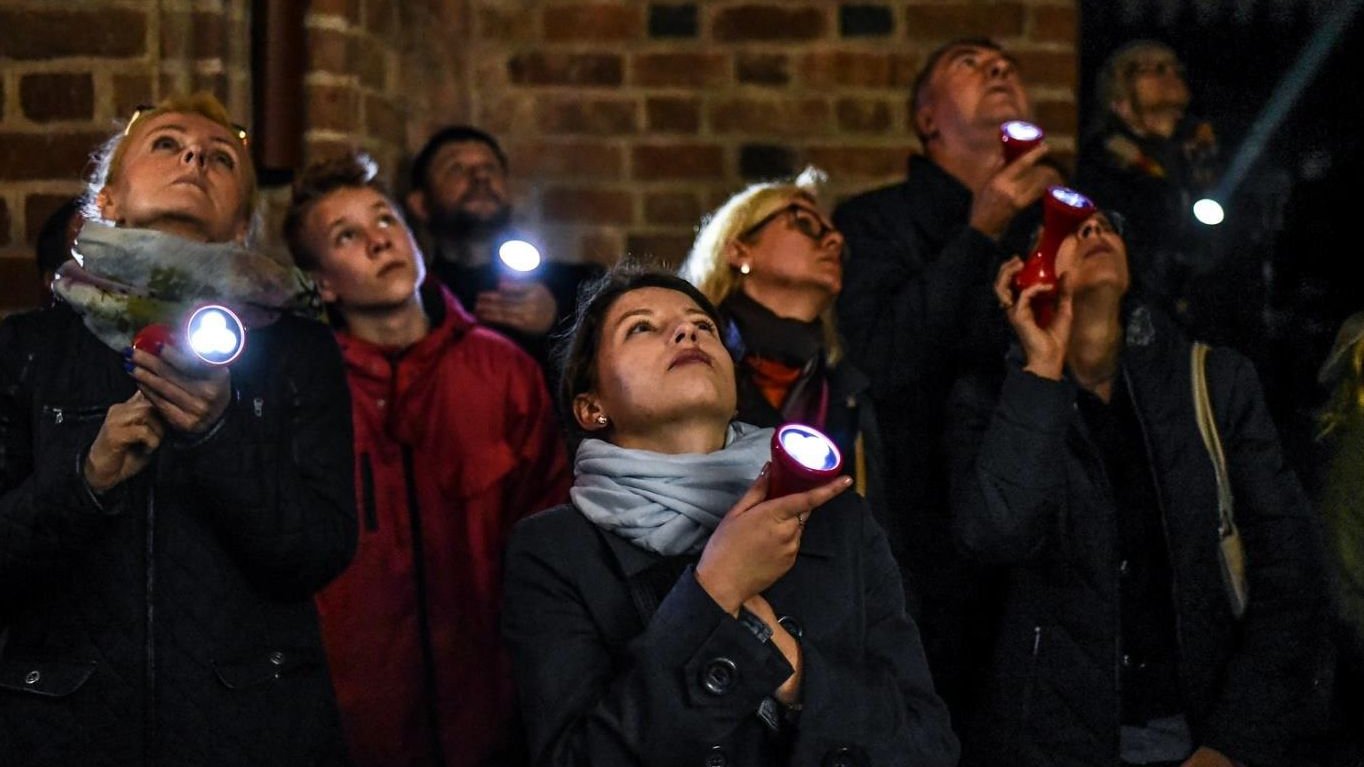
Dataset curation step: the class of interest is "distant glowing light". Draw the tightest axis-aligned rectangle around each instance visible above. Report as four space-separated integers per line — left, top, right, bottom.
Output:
1193 198 1225 226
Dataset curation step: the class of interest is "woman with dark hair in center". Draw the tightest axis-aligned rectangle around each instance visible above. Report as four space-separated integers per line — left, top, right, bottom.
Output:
501 266 957 767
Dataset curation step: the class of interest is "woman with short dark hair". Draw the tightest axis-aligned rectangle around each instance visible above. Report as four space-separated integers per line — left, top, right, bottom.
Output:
503 266 958 767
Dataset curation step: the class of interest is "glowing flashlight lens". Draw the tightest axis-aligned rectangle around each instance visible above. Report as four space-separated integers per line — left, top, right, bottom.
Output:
1193 198 1225 226
1050 187 1093 209
1002 120 1043 142
498 240 542 273
187 305 243 365
779 426 839 471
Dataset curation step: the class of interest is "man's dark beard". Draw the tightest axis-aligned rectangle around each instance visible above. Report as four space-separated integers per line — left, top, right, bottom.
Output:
427 200 513 243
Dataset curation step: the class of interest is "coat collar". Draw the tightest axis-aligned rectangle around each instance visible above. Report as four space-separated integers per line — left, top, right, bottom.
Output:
335 280 476 381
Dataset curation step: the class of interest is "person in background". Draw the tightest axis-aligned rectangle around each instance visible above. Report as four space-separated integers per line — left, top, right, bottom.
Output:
680 167 885 524
502 267 958 767
831 35 1063 739
33 196 83 306
405 125 602 379
284 151 570 767
949 210 1325 766
0 93 355 765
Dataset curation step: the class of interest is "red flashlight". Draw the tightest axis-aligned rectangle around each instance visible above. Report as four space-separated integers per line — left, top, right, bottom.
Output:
132 304 246 366
1010 186 1096 328
1001 120 1044 164
769 424 844 499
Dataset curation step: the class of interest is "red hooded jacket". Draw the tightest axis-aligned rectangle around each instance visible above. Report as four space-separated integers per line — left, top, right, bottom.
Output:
316 285 570 766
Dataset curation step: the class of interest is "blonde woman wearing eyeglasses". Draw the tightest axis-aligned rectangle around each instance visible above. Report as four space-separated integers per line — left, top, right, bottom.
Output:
0 93 354 765
680 168 887 530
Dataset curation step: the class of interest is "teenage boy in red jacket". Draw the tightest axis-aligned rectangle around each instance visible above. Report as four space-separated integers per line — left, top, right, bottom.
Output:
283 152 571 767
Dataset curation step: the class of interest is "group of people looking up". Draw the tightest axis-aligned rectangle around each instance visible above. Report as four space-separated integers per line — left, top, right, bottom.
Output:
0 31 1355 767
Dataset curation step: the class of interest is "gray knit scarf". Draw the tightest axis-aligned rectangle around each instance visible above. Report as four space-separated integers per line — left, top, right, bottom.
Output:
572 422 773 556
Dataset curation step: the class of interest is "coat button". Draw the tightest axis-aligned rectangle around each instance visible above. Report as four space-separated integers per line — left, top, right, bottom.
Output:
23 670 40 685
822 746 863 767
699 657 737 696
269 651 285 666
703 746 728 767
778 615 804 639
1119 559 1130 576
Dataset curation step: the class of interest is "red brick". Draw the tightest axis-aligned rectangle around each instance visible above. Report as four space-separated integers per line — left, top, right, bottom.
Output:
366 0 399 38
0 199 9 248
890 53 923 88
191 72 229 102
365 94 404 145
713 5 827 42
633 53 727 88
309 28 352 74
477 6 538 42
806 145 915 179
544 5 642 41
0 257 41 311
542 188 634 225
306 137 359 165
0 10 146 59
355 36 389 91
1014 50 1077 90
537 98 637 136
193 11 225 59
644 192 703 226
801 51 893 88
308 84 360 132
709 99 831 137
20 74 94 123
1032 5 1078 43
578 231 624 266
479 94 537 135
309 0 361 22
736 53 790 86
625 233 693 268
0 132 107 182
836 98 892 133
161 12 192 60
633 144 724 180
904 4 1026 40
113 74 155 117
509 52 623 87
505 141 624 179
646 97 701 134
1033 100 1078 135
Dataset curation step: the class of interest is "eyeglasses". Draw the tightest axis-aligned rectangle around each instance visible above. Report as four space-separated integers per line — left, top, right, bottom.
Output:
741 203 837 243
124 103 249 145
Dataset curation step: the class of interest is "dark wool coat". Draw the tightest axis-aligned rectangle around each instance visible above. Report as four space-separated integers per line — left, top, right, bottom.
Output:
0 304 356 766
948 306 1328 766
502 493 959 767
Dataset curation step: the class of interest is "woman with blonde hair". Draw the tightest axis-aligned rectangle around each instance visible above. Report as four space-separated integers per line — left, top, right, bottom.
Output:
680 168 885 522
0 93 353 765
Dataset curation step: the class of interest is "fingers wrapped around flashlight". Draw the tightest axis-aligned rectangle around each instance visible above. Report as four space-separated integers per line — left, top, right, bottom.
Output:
125 345 232 435
83 391 166 494
695 464 854 616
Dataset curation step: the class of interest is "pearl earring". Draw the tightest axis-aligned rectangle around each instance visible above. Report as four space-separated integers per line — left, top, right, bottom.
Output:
739 263 751 275
595 415 609 425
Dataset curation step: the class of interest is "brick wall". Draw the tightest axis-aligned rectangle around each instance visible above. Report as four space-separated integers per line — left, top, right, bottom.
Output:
0 0 1078 313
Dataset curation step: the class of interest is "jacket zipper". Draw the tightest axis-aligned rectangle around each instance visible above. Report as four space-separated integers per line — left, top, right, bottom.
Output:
402 445 446 765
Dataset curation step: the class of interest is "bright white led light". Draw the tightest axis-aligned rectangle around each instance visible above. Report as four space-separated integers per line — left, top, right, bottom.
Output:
1193 198 1225 226
498 240 542 273
187 305 243 364
1050 187 1093 209
1002 120 1043 141
780 426 839 471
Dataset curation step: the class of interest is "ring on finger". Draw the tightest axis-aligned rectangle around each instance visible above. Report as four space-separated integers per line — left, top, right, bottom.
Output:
796 511 810 527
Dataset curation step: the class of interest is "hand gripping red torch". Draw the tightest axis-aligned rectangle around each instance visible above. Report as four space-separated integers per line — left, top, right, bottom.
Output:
768 424 844 499
132 304 246 366
1010 187 1097 328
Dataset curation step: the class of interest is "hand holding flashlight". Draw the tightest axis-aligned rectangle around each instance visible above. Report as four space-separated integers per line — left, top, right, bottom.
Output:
474 279 558 336
694 460 853 616
128 306 242 434
83 391 166 494
1009 186 1096 329
970 142 1060 240
995 256 1074 381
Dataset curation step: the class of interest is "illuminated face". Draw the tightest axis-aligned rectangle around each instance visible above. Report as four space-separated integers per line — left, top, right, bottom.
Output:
918 44 1032 142
1054 213 1130 296
305 186 426 312
98 112 250 243
736 195 844 304
421 140 509 225
584 287 736 440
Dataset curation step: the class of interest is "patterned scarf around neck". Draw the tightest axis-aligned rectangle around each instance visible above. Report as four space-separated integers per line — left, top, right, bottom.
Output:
53 221 321 352
571 422 773 556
